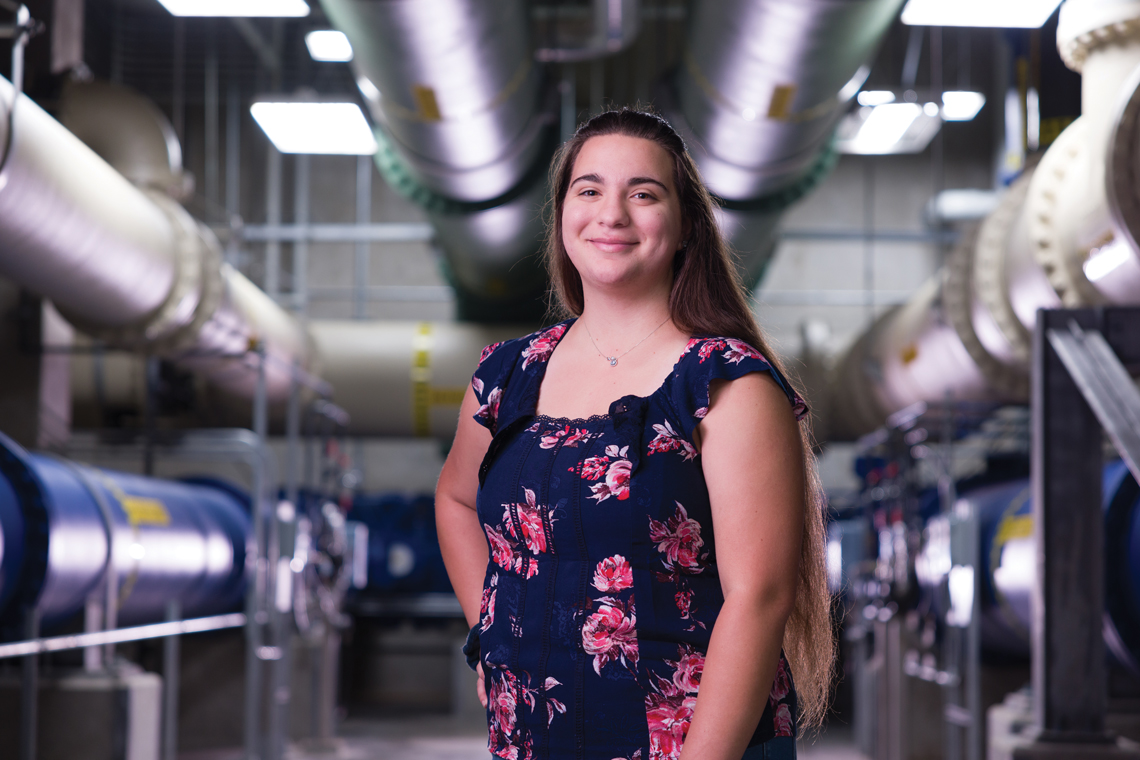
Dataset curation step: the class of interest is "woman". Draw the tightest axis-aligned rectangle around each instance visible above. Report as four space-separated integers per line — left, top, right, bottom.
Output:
436 108 832 760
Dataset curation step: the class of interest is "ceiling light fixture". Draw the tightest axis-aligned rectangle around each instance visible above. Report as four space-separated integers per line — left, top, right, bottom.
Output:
900 0 1062 28
156 0 310 17
305 30 353 62
941 91 986 121
837 102 942 155
251 101 377 155
857 90 896 107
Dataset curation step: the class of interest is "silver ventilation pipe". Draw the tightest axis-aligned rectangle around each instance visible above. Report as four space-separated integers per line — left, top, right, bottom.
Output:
320 0 555 321
825 0 1140 440
0 77 314 403
668 0 904 286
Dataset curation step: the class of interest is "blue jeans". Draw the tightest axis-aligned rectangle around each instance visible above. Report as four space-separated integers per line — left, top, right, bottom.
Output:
740 736 797 759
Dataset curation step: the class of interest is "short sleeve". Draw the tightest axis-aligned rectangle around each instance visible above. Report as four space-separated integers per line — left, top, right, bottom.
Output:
470 340 512 433
668 337 808 440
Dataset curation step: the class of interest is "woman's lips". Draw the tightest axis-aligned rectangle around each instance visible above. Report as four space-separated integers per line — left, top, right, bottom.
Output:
588 237 637 251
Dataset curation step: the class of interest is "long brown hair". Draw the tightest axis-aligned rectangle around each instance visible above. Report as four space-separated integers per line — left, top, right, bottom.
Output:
543 108 834 731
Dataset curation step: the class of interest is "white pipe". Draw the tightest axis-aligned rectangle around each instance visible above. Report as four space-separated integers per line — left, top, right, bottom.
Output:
0 76 313 403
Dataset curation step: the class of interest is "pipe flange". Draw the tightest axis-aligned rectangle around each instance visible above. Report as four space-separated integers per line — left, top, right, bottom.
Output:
1108 62 1140 253
1026 118 1104 307
1059 15 1140 72
69 193 222 353
973 170 1034 365
943 226 1029 399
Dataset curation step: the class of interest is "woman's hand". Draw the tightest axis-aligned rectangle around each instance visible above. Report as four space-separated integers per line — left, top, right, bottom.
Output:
679 373 805 760
436 385 495 632
477 662 488 708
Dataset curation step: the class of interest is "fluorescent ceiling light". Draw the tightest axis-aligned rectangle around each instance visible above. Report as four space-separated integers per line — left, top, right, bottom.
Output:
305 30 353 62
837 103 942 155
156 0 310 16
857 90 896 107
900 0 1062 27
251 102 377 155
942 91 986 121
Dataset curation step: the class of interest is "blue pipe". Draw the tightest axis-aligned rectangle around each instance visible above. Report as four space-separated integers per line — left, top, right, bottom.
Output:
0 432 251 629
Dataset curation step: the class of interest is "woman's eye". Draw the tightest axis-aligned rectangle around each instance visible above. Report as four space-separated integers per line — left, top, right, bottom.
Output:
580 189 598 197
633 191 654 200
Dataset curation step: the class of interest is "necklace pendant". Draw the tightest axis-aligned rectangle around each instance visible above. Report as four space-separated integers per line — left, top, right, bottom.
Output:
608 357 618 366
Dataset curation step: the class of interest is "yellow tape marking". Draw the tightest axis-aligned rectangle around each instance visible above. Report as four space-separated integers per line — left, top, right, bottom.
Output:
119 496 171 526
995 514 1033 545
767 84 798 120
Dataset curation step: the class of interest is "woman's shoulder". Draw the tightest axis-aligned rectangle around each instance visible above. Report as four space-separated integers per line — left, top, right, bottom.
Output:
667 336 808 427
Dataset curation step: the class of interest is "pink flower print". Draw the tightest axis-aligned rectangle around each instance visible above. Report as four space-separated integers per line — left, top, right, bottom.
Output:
472 376 484 395
484 524 539 579
773 703 794 737
521 324 567 370
539 425 592 449
581 456 609 480
645 693 696 760
485 525 515 572
646 420 698 461
480 574 498 633
489 671 518 742
605 458 631 499
503 487 548 555
769 657 791 704
683 338 702 355
581 599 639 675
593 555 634 593
476 387 502 426
674 588 692 618
648 502 706 572
564 427 592 447
671 649 704 694
723 338 765 365
693 407 708 419
696 339 727 362
604 444 628 458
479 341 504 365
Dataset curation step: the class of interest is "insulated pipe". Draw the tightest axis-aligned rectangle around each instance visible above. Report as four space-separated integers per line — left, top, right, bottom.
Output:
319 0 555 320
665 0 901 282
0 76 314 402
0 433 250 628
320 0 546 204
825 0 1140 440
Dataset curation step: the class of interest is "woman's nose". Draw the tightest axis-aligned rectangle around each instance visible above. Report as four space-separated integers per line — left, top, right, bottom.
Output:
596 195 629 227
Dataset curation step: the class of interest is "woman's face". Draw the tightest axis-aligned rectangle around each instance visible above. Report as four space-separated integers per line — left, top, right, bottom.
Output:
561 134 685 298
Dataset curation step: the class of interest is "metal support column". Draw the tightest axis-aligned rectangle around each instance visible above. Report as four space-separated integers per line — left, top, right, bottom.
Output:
1014 307 1140 759
19 608 39 760
293 155 310 314
353 156 371 319
163 599 182 760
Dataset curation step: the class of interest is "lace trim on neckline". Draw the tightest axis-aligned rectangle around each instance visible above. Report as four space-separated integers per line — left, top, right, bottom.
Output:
532 413 610 426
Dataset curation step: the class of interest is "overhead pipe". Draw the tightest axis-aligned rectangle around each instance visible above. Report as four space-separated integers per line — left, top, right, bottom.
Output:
824 0 1140 440
320 0 556 321
664 0 904 286
533 0 642 63
0 77 315 402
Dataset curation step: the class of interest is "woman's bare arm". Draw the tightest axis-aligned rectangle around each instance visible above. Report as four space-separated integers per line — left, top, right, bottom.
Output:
679 373 805 760
436 384 494 629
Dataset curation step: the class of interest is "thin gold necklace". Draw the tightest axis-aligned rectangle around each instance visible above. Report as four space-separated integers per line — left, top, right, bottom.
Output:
581 316 670 367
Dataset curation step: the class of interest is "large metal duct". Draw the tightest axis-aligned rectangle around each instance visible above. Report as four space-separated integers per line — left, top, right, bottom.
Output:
320 0 555 320
826 0 1140 440
0 77 314 402
0 433 250 628
665 0 903 284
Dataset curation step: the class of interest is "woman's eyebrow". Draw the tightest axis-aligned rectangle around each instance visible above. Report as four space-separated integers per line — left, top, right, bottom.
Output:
627 176 669 192
570 173 603 187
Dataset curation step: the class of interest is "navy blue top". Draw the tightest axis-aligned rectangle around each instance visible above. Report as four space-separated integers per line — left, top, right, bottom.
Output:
470 319 807 760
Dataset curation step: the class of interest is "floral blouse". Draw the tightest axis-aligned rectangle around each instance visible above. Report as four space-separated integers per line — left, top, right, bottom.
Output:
470 319 807 760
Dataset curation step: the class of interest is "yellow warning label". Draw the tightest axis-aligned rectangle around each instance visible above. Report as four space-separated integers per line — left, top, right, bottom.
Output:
119 496 171 526
412 85 442 121
995 514 1032 545
411 323 468 437
767 84 798 120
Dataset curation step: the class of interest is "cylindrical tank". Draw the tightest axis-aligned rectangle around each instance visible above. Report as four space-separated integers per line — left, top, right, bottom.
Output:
0 433 251 628
917 462 1140 668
